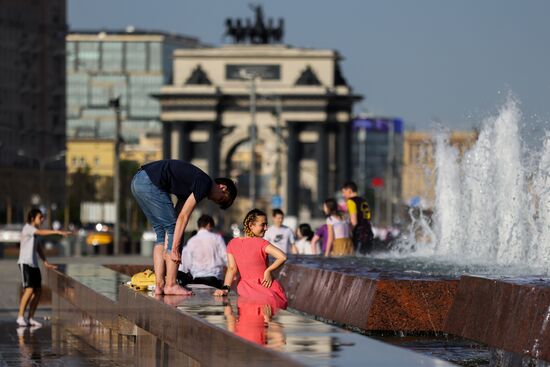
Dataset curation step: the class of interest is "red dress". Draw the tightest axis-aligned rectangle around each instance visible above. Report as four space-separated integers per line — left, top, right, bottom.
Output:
227 237 288 309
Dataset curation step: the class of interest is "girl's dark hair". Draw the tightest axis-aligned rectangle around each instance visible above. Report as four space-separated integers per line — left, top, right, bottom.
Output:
298 223 314 241
243 209 267 237
324 198 341 218
26 208 43 224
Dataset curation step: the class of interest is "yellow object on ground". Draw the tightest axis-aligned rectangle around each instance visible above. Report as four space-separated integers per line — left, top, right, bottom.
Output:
130 269 156 291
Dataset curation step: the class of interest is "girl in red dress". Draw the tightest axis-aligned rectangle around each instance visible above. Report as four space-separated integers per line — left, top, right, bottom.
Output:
214 209 288 309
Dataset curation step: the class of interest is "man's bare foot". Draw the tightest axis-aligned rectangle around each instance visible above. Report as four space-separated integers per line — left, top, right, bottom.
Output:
163 284 192 296
163 294 191 307
155 284 164 295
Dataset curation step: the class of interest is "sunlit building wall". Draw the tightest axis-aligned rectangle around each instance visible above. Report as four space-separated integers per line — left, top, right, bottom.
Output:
401 131 478 209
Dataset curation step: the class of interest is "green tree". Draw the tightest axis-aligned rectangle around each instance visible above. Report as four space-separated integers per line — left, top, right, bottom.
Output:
67 165 97 224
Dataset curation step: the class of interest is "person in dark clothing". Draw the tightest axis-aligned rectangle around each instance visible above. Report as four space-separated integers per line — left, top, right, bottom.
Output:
341 181 374 254
131 159 237 295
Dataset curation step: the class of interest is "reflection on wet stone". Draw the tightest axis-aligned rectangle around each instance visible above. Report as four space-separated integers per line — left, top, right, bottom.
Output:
45 264 457 366
40 261 550 366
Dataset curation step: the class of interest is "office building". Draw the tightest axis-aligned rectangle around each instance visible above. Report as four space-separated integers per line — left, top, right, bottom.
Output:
0 0 67 222
351 117 404 225
66 29 202 157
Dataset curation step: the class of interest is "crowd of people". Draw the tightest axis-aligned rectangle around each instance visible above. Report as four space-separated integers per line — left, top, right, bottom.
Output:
16 159 377 331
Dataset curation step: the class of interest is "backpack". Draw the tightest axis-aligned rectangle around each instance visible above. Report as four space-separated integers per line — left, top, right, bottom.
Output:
129 269 156 291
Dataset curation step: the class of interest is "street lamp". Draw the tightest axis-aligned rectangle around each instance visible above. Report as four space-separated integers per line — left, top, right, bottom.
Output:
261 95 284 199
108 96 122 255
239 70 259 207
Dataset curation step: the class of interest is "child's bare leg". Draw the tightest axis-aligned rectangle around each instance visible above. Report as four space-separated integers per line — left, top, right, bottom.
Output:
153 244 166 295
163 253 192 295
18 288 34 317
28 287 41 319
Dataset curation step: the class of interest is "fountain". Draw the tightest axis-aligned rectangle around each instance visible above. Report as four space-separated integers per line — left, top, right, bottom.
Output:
395 97 550 275
277 97 550 366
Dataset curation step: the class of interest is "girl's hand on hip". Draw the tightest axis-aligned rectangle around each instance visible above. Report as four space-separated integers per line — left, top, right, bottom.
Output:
261 270 273 288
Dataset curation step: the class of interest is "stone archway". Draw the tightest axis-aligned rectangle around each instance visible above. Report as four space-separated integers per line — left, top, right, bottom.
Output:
224 137 252 195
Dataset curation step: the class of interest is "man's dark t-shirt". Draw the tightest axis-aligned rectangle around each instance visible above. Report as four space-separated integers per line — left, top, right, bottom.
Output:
142 160 212 211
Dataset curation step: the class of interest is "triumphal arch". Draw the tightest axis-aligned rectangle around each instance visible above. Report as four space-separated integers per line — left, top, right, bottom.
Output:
154 9 362 219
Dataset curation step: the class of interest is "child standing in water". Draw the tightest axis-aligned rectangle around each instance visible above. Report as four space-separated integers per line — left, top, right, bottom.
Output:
17 209 69 327
214 209 287 309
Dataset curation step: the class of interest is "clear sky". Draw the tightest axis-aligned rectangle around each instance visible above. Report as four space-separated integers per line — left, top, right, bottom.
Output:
68 0 550 136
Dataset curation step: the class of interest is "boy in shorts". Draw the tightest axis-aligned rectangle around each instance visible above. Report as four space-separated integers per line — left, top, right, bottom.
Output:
17 209 69 327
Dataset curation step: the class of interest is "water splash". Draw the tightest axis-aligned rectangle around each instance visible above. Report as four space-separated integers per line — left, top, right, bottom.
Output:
393 97 550 273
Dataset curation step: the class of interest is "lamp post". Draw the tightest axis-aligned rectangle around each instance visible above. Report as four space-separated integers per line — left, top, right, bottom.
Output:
109 96 122 255
240 71 259 207
262 95 283 198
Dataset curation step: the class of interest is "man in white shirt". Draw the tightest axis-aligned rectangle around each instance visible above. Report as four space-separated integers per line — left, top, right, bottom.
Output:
177 215 227 289
263 209 297 254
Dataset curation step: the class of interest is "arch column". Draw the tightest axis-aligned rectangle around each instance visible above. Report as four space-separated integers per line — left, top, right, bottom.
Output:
337 122 350 186
316 123 328 209
177 124 192 162
286 123 299 216
207 123 220 178
162 122 172 159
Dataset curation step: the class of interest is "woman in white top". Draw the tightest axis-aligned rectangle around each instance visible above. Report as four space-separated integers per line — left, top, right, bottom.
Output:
294 223 318 255
323 198 354 256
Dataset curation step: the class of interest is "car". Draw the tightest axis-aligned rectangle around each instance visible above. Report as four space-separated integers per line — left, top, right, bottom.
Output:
83 222 114 255
0 224 23 258
0 223 23 243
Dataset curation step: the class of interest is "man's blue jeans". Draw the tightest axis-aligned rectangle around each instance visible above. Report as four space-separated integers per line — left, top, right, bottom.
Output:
131 170 177 251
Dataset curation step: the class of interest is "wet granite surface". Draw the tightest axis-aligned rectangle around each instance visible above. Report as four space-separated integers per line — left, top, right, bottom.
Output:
279 262 458 332
41 259 550 365
157 285 456 366
0 319 121 366
445 275 550 362
46 263 456 366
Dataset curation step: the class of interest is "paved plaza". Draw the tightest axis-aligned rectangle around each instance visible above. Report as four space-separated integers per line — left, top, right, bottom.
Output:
0 256 151 366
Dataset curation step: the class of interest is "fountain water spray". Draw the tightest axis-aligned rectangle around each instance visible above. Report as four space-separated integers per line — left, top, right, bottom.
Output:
394 97 550 273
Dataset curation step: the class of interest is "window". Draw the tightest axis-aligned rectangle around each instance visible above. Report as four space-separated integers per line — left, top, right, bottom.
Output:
126 42 146 71
102 42 123 71
149 42 161 72
78 42 100 70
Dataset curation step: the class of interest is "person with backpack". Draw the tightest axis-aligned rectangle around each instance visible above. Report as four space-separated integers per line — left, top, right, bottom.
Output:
341 181 374 254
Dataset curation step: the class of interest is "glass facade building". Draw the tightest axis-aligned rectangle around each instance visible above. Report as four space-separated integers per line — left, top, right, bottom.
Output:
66 31 201 144
351 117 404 225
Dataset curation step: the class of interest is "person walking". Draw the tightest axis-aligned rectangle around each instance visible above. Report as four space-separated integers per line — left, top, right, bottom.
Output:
17 209 69 327
131 159 237 295
263 209 296 254
177 215 227 289
341 181 374 254
214 209 287 309
323 198 354 257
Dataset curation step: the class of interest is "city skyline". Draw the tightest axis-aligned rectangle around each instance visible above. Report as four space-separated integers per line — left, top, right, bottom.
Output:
69 0 550 143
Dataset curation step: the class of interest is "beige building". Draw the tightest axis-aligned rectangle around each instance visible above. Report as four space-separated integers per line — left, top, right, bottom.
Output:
154 44 362 220
67 139 114 176
67 134 162 176
401 131 478 208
